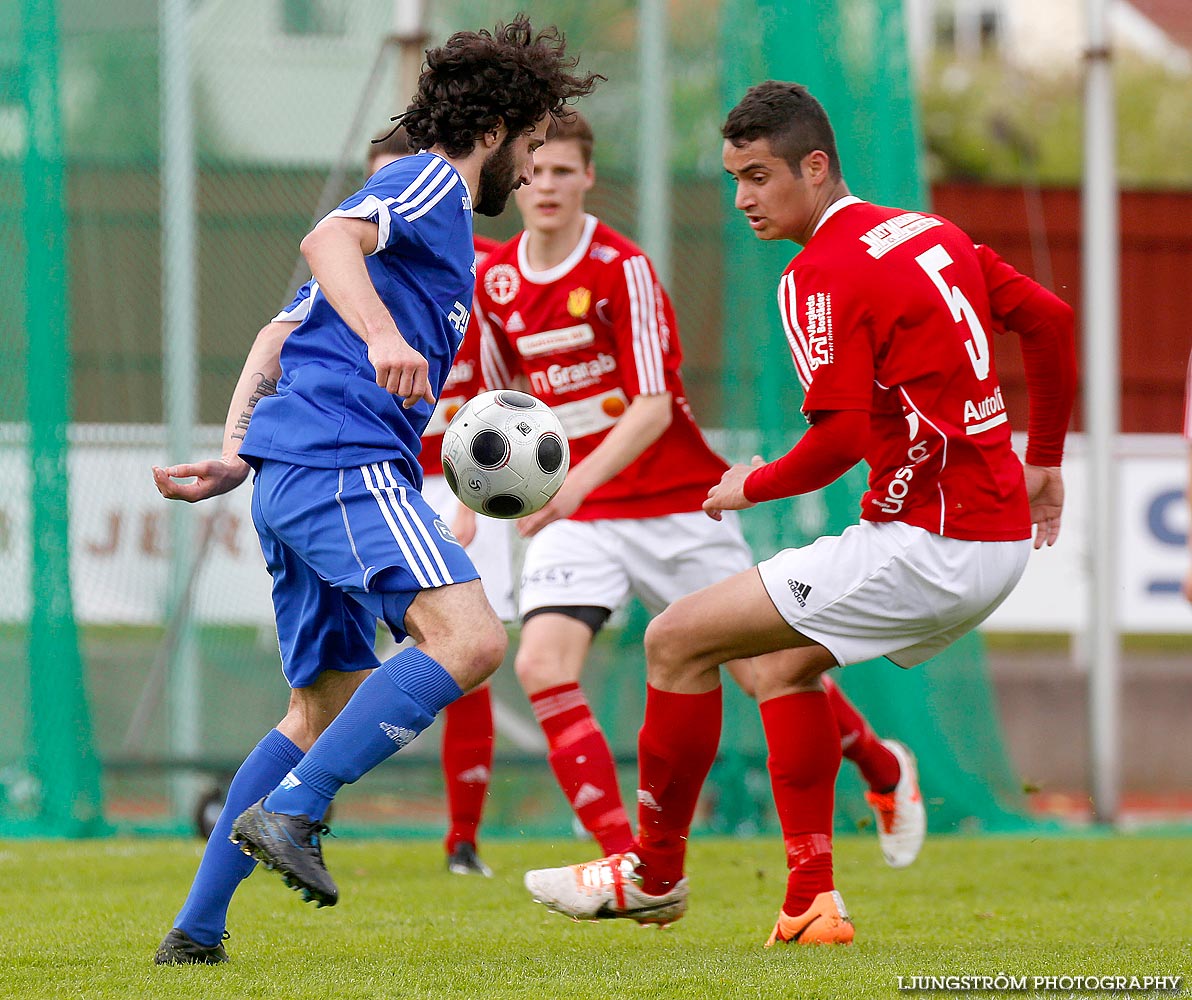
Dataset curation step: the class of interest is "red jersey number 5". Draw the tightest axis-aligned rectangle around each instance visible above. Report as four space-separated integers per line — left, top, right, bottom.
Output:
915 244 991 381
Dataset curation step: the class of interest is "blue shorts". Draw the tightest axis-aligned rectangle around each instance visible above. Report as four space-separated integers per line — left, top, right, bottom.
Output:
250 459 479 688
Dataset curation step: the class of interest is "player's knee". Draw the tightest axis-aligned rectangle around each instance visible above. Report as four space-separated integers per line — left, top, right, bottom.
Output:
513 645 560 693
461 613 507 687
643 610 689 681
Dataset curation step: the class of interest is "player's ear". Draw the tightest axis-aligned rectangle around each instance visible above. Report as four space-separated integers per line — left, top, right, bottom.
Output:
804 150 831 184
483 122 506 150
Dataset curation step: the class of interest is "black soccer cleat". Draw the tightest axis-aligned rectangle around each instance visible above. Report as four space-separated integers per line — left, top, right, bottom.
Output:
446 841 493 877
229 798 339 907
153 927 229 965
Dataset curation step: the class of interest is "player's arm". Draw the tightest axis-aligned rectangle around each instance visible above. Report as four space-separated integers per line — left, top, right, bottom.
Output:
300 215 433 407
152 320 293 502
703 409 869 520
978 244 1077 548
516 391 673 536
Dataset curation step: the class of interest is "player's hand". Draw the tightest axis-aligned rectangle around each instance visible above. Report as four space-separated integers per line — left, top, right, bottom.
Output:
703 456 764 521
152 458 250 503
516 481 582 538
1023 463 1063 549
370 330 435 409
451 504 478 548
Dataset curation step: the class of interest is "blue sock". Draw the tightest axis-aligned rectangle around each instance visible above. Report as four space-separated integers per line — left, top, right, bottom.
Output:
174 729 303 947
264 649 461 822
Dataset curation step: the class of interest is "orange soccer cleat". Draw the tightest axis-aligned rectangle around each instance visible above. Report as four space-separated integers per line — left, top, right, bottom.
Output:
765 890 855 946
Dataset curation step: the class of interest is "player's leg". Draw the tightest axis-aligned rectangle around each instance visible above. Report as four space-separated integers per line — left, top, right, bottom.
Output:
428 479 510 876
820 674 925 868
442 684 495 876
231 461 504 904
524 566 819 925
515 520 634 854
157 496 377 961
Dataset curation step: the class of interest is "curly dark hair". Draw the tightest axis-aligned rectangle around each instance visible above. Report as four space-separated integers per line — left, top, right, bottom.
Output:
393 14 603 158
722 81 842 180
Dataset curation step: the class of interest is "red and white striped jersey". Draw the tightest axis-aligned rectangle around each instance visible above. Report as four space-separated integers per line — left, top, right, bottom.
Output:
474 215 728 520
419 234 501 477
778 197 1035 541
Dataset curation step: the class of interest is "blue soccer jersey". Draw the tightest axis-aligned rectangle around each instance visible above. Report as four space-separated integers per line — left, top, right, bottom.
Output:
240 152 477 484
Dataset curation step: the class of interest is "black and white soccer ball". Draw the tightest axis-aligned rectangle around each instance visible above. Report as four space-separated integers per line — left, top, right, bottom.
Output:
441 390 569 519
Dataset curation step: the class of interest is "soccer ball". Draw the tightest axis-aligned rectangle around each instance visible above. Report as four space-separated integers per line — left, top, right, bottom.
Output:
441 389 570 519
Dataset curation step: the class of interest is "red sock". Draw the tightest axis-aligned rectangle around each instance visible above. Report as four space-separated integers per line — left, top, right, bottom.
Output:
823 675 900 792
529 683 632 854
442 686 494 853
635 685 722 895
761 690 841 916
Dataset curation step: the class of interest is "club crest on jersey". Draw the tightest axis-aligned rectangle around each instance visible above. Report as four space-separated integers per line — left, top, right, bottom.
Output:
567 287 591 319
804 292 834 369
484 264 521 305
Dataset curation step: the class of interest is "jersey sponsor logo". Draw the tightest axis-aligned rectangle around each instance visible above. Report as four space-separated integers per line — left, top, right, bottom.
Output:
461 193 473 213
529 352 618 397
517 323 595 357
506 311 526 333
804 292 834 369
963 386 1009 434
860 212 943 258
447 300 470 333
589 242 620 264
873 439 931 515
548 388 629 437
444 359 475 389
567 286 592 319
484 264 521 304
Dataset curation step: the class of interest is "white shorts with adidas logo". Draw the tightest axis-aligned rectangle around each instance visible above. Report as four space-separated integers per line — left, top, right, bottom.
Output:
757 519 1030 668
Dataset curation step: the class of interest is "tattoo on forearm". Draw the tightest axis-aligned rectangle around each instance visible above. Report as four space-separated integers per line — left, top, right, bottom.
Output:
231 374 278 441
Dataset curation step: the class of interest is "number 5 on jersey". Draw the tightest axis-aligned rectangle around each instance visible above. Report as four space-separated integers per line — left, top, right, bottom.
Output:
915 244 991 381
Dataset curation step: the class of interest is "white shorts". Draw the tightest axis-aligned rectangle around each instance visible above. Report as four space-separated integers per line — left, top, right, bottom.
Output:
422 474 517 622
758 520 1030 668
519 511 753 618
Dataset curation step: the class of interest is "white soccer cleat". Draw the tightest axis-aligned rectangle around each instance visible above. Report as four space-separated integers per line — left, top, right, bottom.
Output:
864 739 926 868
524 852 688 926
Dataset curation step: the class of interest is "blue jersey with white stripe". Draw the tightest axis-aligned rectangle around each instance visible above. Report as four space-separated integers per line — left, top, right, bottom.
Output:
240 153 476 483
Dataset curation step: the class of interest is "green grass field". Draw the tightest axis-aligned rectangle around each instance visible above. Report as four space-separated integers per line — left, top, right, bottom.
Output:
5 833 1189 999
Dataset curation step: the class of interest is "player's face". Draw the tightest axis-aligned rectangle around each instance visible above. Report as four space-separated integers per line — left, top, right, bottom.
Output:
722 137 816 245
513 138 594 235
475 116 549 218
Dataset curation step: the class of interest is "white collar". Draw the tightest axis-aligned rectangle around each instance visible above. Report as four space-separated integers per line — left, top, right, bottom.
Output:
812 195 864 236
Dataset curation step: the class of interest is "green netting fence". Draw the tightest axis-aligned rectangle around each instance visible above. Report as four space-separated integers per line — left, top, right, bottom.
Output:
1 0 1033 841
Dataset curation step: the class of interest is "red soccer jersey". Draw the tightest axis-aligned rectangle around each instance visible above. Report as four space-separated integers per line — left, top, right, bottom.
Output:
779 197 1032 541
420 235 501 477
474 215 728 520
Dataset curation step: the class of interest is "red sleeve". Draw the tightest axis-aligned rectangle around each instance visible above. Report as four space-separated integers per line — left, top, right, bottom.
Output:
743 409 869 503
602 252 676 398
976 244 1077 467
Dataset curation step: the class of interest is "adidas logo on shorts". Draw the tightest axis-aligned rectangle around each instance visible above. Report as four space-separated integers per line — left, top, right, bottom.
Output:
787 579 812 608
